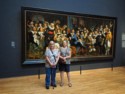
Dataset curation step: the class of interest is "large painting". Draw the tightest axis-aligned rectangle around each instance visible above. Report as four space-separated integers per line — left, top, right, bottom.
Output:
21 7 117 64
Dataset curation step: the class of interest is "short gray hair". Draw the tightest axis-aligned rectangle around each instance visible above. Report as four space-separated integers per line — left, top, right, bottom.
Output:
49 41 55 46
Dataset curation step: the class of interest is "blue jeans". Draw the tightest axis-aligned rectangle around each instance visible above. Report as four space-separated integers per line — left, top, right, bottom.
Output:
45 68 56 86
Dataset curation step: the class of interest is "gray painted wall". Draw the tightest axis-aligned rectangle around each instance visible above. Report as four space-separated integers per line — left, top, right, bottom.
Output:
0 0 125 78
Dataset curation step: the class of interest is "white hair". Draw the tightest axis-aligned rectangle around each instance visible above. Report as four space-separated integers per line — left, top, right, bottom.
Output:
49 41 55 46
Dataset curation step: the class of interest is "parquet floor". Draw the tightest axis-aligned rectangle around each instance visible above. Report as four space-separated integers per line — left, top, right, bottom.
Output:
0 67 125 94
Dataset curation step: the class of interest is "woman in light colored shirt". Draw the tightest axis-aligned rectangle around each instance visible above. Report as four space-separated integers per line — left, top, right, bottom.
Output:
45 41 60 89
59 40 72 87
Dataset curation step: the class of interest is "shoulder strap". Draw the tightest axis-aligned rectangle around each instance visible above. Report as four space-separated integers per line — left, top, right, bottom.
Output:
66 47 69 55
50 49 56 62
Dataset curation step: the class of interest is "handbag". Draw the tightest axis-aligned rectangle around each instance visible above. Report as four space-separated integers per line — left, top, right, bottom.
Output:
59 47 69 64
58 58 66 64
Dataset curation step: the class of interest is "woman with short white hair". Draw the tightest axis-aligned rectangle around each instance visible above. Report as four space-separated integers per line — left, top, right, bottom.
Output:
45 41 60 89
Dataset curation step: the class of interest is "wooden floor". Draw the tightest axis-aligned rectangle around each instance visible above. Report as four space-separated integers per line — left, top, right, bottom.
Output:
0 67 125 94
